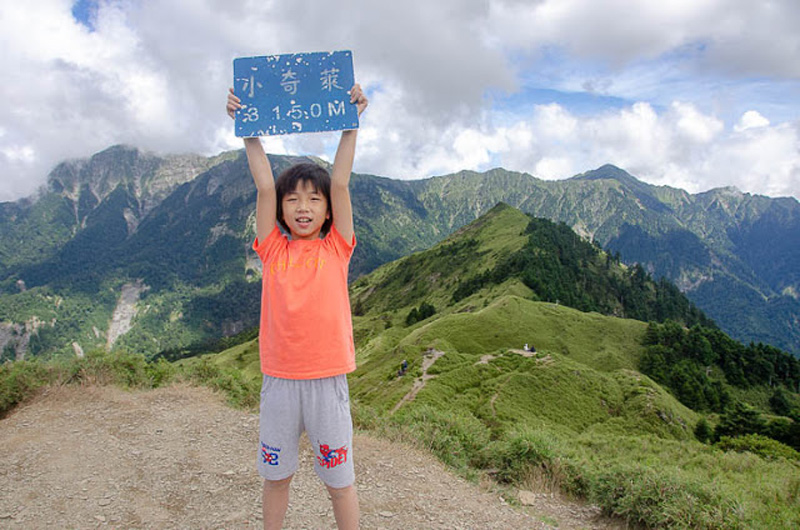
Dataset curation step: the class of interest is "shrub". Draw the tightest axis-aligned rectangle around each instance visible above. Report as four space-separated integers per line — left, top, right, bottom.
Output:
716 434 800 462
183 357 260 409
694 417 712 443
405 302 436 326
146 357 176 387
51 350 167 389
489 428 560 484
769 388 793 416
390 405 490 470
590 464 744 529
1 351 180 418
0 359 50 417
714 401 766 440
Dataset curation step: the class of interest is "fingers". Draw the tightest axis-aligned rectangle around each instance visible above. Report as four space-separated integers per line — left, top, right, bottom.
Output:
226 87 242 120
349 83 368 117
349 83 365 103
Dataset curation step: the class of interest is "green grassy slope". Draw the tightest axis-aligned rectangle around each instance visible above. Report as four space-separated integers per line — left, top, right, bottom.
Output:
349 202 531 315
348 294 693 440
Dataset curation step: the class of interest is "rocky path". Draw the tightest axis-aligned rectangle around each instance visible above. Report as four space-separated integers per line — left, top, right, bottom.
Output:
0 384 621 529
391 348 445 414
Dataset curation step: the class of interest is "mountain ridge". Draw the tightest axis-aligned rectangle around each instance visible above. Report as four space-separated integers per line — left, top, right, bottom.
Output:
0 145 798 358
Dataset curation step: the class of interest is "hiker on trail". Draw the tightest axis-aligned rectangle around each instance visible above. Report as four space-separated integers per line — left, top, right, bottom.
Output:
227 82 368 530
398 359 409 376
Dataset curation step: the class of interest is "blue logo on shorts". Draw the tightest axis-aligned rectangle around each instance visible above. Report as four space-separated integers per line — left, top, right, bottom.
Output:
261 442 281 466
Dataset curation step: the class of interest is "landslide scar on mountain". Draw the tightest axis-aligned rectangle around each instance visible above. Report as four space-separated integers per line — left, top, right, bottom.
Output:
391 348 445 414
106 280 149 349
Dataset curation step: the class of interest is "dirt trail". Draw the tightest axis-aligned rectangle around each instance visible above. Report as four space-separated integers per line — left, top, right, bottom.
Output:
391 349 445 414
0 384 621 529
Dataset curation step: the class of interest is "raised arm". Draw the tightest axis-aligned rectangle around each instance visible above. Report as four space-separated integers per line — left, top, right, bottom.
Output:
330 84 368 243
227 88 276 242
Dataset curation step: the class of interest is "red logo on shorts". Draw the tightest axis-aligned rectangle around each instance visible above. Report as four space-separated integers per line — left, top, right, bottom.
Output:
317 443 348 469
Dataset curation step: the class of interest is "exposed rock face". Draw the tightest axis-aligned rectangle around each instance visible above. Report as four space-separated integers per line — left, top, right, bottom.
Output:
107 281 149 350
49 146 213 220
0 317 51 361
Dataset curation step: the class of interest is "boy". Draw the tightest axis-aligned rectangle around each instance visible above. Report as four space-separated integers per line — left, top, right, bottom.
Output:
227 83 368 530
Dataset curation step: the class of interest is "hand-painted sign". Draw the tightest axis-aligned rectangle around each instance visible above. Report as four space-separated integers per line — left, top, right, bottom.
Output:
233 50 358 137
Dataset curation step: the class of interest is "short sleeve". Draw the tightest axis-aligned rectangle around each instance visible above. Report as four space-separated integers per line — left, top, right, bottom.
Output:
252 226 285 262
325 224 356 259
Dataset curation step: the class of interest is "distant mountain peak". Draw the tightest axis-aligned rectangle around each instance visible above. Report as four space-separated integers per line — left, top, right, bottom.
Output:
486 201 514 213
44 145 219 222
571 164 640 185
697 186 747 200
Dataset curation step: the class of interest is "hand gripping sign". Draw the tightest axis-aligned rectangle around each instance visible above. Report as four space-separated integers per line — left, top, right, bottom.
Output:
233 50 359 137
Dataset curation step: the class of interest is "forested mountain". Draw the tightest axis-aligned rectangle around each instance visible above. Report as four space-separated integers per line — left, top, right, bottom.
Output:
354 163 800 353
345 201 799 443
0 145 798 359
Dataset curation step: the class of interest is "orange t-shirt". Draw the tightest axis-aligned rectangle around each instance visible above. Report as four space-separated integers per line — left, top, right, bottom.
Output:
252 224 356 379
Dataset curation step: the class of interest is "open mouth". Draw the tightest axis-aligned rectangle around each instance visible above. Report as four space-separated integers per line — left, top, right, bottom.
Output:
294 217 315 231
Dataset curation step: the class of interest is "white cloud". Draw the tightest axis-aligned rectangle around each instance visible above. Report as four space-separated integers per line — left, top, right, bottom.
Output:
1 145 36 164
671 101 724 144
488 0 800 78
702 121 800 198
535 157 573 180
735 110 771 132
0 0 799 202
365 100 799 199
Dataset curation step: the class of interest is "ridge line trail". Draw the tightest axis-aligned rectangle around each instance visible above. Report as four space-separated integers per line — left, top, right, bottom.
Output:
0 384 619 529
391 348 445 414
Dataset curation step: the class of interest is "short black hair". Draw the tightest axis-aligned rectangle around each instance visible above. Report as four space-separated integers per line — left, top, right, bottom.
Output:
275 163 333 236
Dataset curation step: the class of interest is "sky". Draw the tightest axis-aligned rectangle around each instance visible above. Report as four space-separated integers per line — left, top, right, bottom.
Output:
1 0 799 203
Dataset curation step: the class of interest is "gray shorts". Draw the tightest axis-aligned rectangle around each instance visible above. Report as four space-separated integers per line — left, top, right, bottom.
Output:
258 374 355 488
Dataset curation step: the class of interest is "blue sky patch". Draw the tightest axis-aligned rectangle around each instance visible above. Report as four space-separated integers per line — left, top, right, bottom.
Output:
72 0 97 31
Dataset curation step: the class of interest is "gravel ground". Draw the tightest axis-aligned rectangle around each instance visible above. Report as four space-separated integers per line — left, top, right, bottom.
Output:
0 384 624 529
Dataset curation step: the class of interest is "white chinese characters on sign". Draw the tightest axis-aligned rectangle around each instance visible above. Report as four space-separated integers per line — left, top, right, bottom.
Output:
233 50 358 136
320 68 342 92
243 74 263 98
280 68 299 95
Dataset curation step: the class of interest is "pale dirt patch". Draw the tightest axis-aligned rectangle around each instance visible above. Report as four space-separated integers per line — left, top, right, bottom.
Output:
475 354 497 365
0 384 623 529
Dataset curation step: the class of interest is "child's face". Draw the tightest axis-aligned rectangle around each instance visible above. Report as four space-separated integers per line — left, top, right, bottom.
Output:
281 180 330 240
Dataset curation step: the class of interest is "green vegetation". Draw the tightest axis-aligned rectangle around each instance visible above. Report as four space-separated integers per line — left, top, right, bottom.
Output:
0 349 258 418
453 216 713 328
405 301 436 326
640 320 800 454
3 201 799 528
343 207 800 528
642 321 800 401
4 147 800 362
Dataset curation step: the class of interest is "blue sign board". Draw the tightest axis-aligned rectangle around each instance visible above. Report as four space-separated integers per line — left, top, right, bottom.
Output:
233 50 359 137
